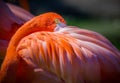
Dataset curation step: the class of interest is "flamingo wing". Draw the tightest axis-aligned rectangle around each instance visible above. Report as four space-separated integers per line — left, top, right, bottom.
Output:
16 26 120 83
0 12 120 83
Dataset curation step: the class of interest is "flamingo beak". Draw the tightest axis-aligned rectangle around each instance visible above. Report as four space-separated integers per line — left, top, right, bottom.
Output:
54 18 66 31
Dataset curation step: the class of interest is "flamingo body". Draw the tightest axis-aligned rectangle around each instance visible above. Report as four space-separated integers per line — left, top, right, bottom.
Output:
0 12 120 83
16 26 120 83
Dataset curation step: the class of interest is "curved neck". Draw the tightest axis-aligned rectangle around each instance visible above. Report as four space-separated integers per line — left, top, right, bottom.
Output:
0 15 47 83
8 18 51 50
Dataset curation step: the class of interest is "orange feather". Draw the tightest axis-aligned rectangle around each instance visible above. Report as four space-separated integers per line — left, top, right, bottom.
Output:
0 12 120 83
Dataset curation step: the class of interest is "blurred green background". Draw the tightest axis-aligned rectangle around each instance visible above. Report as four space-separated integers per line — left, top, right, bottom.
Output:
4 0 120 50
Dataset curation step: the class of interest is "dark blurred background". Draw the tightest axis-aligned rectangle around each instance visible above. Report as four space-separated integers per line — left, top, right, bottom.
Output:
4 0 120 49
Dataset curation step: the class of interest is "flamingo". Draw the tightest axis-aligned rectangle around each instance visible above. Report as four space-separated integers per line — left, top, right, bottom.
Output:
0 0 34 58
0 12 120 83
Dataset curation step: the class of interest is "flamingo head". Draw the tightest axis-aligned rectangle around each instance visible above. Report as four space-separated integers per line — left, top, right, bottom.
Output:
6 12 66 47
29 12 66 32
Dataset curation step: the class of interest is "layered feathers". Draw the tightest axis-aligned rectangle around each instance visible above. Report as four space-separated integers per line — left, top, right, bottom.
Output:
0 12 120 83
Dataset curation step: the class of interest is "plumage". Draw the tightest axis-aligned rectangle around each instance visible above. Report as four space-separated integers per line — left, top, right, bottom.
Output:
0 12 120 83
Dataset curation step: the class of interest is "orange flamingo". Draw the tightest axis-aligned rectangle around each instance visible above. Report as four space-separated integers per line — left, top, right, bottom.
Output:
0 0 34 58
0 12 120 83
